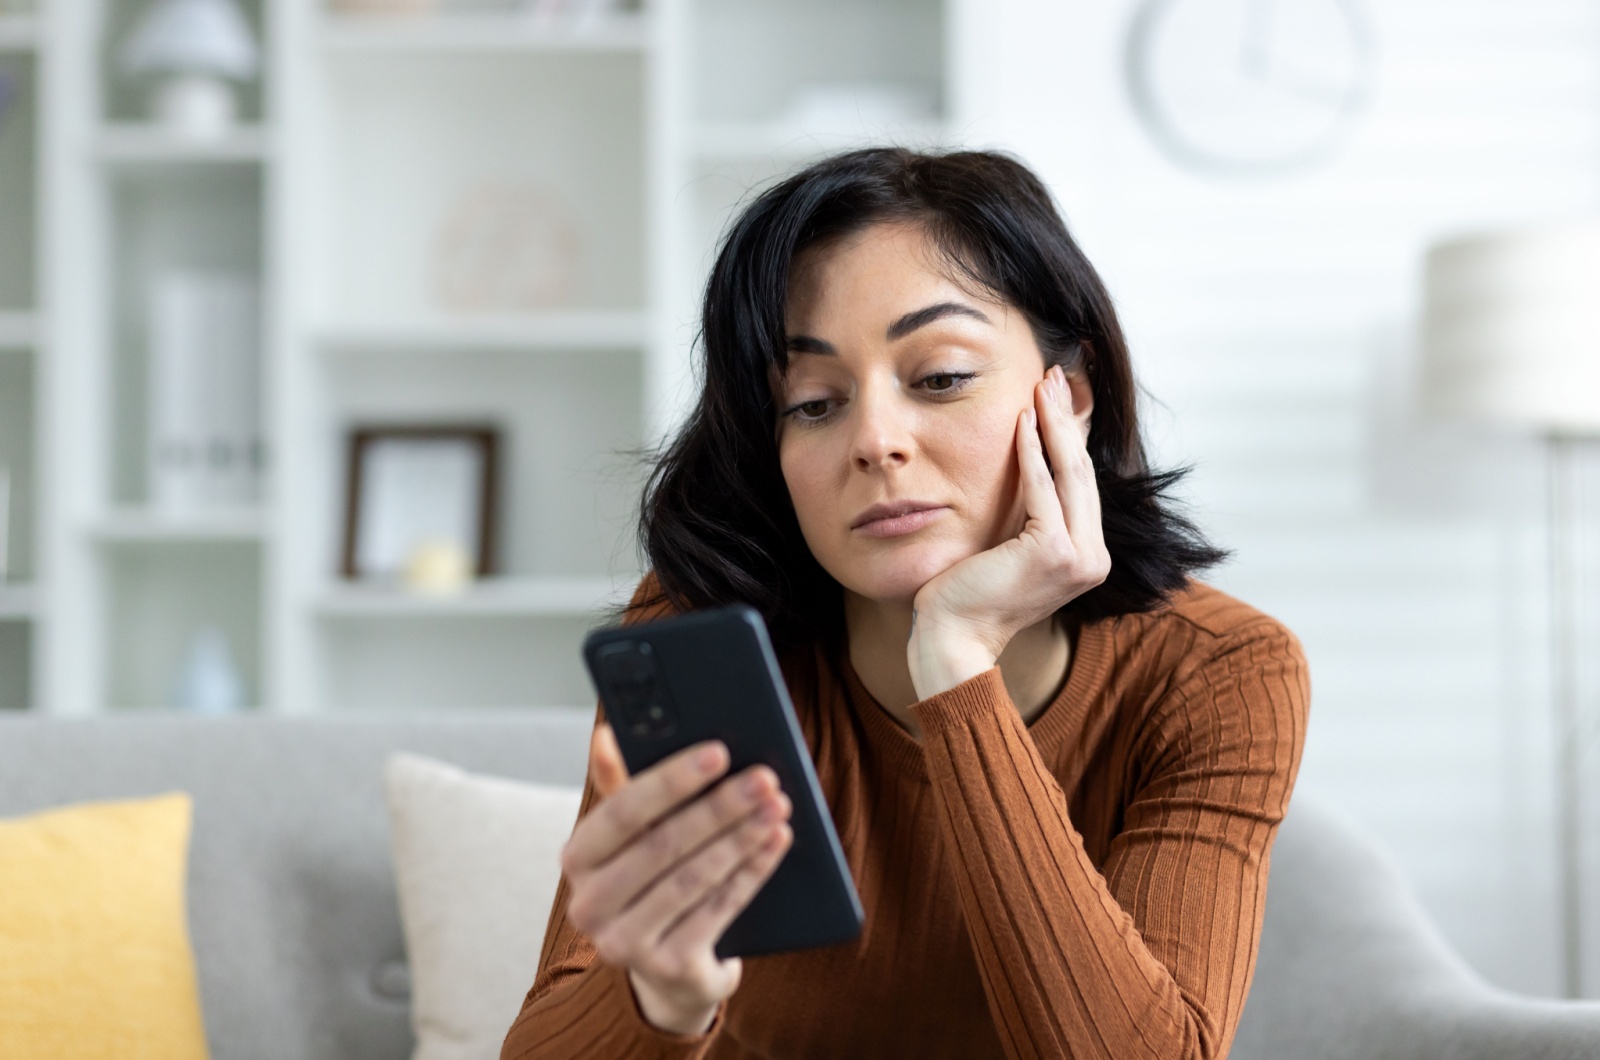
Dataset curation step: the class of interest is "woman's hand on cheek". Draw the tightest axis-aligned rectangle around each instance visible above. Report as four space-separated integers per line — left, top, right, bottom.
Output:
906 365 1110 699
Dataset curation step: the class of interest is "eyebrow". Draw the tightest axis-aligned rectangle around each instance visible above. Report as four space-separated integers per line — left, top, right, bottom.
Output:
887 301 992 341
785 301 992 356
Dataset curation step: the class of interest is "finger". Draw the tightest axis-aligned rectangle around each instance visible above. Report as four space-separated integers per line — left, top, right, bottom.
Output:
1015 403 1068 536
574 771 787 931
563 739 730 872
659 822 794 955
1035 369 1102 545
601 799 790 956
592 723 629 799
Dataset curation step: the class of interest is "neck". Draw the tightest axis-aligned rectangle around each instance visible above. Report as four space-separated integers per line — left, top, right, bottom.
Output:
844 594 1072 738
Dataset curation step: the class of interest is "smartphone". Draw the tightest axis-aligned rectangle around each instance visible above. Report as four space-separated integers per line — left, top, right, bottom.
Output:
582 605 864 959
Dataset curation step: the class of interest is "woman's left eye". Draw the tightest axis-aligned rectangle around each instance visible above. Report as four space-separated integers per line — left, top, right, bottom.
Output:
918 372 974 393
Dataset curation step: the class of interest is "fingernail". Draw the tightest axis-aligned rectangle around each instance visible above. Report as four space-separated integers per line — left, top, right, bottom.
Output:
698 743 725 774
742 770 768 797
1023 408 1036 428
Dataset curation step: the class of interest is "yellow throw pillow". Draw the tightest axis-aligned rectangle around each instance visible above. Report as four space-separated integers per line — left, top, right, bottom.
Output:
0 792 209 1060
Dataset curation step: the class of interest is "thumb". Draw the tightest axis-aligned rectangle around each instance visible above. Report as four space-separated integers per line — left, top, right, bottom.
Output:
591 721 630 799
721 956 743 992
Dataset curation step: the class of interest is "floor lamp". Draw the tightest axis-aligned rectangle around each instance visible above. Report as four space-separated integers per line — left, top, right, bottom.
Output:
1420 221 1600 999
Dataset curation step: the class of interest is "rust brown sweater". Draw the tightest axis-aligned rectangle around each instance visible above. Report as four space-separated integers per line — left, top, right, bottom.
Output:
503 577 1310 1060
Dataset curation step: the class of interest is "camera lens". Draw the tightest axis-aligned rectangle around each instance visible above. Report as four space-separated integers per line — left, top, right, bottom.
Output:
598 641 674 738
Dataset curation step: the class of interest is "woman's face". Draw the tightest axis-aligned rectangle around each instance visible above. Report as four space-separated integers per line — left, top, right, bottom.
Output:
776 221 1092 606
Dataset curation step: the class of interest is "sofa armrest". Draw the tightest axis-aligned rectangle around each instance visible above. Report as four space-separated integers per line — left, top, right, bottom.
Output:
1231 795 1600 1060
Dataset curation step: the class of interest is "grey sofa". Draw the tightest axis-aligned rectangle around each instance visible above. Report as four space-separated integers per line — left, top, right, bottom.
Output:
2 711 1598 1060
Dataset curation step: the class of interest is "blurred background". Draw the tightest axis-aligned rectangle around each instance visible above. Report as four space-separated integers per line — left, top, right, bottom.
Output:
0 0 1596 1003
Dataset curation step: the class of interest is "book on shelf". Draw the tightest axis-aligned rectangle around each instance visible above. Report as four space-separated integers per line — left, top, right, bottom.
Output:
148 270 264 511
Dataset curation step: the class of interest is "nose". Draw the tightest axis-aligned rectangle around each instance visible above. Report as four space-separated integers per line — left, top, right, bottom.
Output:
849 385 913 473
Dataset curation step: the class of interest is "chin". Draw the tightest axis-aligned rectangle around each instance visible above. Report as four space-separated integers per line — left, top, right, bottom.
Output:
836 541 974 606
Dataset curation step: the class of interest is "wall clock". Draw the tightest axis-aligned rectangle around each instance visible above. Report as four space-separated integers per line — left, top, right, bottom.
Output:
1125 0 1378 175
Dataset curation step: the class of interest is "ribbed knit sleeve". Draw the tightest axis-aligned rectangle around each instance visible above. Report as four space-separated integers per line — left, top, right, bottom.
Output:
908 621 1309 1060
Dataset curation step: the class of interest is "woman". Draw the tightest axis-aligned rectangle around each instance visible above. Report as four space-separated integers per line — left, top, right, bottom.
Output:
502 148 1309 1059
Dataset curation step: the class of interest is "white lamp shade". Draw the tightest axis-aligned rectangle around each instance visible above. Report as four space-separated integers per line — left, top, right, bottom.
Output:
1420 221 1600 437
120 0 260 81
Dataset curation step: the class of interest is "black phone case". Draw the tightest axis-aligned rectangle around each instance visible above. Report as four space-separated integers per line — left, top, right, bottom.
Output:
582 605 865 959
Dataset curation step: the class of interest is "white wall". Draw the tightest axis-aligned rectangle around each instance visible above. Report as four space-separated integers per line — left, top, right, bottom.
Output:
954 0 1600 997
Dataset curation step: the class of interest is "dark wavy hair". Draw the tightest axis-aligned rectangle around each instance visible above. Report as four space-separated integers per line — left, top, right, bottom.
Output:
636 146 1227 647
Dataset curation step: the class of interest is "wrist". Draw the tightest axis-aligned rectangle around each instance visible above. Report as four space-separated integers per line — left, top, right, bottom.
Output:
906 616 1001 700
627 969 719 1037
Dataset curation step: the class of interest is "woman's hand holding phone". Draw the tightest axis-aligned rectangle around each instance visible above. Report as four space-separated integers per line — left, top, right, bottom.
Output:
907 363 1112 699
560 723 794 1035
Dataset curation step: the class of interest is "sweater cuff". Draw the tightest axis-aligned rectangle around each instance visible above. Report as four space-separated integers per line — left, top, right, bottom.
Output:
908 665 1011 734
583 961 727 1058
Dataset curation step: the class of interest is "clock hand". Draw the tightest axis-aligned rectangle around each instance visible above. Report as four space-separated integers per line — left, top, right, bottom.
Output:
1240 0 1274 79
1238 0 1362 107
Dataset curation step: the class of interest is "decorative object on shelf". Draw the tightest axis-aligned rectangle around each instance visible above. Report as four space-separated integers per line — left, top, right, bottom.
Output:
147 270 263 511
430 182 581 313
118 0 260 138
170 625 246 713
403 539 473 595
1124 0 1378 176
342 425 500 584
1419 220 1600 999
0 463 9 584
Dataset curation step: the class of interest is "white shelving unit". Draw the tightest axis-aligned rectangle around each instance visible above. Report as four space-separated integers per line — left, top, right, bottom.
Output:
0 0 42 712
7 0 959 715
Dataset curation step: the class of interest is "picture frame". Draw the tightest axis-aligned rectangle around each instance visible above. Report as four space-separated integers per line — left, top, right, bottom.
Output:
341 425 500 581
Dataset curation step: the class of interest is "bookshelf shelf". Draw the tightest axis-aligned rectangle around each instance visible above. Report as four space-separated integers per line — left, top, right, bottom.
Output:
94 124 273 165
87 509 270 543
315 310 648 354
313 576 629 618
319 11 652 54
691 120 948 163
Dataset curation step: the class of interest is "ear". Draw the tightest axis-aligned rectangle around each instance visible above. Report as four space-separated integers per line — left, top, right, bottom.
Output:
1064 368 1093 439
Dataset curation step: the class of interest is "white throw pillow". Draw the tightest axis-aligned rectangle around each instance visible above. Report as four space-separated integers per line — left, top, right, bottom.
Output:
385 752 583 1060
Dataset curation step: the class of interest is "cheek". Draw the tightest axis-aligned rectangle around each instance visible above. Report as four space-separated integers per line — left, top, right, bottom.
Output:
778 439 836 539
945 404 1021 503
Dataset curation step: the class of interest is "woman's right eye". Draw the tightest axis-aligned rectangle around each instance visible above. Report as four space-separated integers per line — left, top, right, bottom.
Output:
786 399 834 422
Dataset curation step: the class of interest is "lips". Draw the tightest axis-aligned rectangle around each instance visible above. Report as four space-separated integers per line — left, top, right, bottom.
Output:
850 502 947 537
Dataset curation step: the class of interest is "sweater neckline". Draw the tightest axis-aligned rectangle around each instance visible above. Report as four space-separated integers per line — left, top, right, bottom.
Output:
839 615 1115 778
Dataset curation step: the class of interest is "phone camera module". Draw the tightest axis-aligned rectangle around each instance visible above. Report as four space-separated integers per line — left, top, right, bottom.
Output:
598 641 676 740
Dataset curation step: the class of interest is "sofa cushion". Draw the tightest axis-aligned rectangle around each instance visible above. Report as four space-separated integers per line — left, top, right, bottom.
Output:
0 712 595 1060
385 753 582 1060
0 792 209 1060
